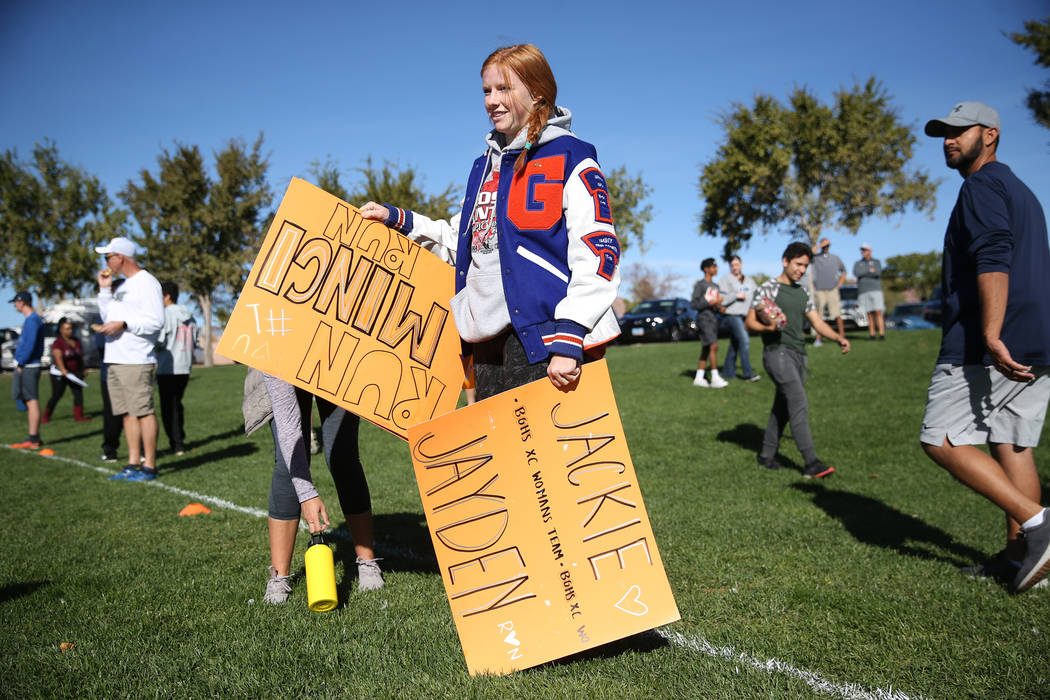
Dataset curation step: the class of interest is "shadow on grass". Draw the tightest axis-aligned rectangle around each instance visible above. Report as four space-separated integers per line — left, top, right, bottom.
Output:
185 426 249 451
38 427 104 446
716 423 764 452
324 511 438 601
540 628 670 671
792 482 987 566
0 581 48 605
161 442 259 473
714 423 805 472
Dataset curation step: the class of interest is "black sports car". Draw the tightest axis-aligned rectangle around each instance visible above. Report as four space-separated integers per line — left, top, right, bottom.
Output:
618 298 699 343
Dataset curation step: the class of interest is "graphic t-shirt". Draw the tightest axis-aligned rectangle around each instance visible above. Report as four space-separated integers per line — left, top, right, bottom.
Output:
470 164 501 256
753 278 814 354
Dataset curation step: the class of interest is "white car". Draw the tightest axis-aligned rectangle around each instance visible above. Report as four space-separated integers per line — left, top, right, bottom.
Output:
1 327 20 370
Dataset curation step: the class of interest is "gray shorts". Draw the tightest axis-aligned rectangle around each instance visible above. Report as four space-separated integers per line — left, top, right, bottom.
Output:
919 364 1050 448
697 312 718 345
108 363 156 417
12 366 41 402
858 290 885 314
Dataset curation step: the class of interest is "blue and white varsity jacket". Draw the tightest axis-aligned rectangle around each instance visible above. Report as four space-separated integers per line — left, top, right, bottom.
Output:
383 107 621 364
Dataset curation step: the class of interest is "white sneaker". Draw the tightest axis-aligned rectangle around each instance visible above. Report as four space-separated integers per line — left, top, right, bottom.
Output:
356 556 384 591
263 565 292 604
693 374 710 387
709 374 729 388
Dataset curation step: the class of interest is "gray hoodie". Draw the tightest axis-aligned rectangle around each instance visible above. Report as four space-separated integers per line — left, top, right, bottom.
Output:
156 303 196 375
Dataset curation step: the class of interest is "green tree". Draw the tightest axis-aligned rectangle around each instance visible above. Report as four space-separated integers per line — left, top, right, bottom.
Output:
347 156 459 221
698 79 940 258
883 251 941 300
605 166 653 255
0 141 128 300
121 135 272 366
1010 17 1050 133
307 156 349 201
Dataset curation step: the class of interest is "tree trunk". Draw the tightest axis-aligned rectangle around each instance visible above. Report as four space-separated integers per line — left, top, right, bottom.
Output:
198 292 213 368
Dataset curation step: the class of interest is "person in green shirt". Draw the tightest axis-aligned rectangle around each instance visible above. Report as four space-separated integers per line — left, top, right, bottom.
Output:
746 242 851 478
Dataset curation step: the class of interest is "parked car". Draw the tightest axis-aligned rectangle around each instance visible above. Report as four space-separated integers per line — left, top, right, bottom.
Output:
887 302 936 330
922 285 942 325
40 321 101 370
618 298 698 343
819 283 868 330
1 327 20 370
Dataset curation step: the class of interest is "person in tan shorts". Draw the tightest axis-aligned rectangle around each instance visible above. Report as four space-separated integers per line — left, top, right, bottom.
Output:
95 237 166 482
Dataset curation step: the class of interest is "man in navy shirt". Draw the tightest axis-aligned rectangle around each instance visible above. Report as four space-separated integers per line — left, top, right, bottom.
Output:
10 290 45 449
919 102 1050 593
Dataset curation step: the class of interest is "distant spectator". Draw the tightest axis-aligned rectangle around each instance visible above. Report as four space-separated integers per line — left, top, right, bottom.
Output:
9 291 45 449
43 317 92 423
92 278 126 462
691 258 727 388
810 237 847 345
747 242 851 478
95 236 165 482
718 255 760 381
156 281 196 456
854 243 886 341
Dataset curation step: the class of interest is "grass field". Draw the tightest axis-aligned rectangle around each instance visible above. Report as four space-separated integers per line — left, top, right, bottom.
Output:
2 329 1049 698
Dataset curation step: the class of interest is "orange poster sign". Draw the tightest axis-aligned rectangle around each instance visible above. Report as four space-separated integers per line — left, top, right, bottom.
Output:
408 360 679 675
217 178 463 438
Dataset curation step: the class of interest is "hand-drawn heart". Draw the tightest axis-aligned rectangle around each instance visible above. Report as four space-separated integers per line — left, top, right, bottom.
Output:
503 630 520 646
614 585 648 616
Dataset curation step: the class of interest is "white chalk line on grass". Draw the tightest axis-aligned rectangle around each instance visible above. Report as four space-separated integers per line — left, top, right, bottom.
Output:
7 446 429 562
655 629 928 700
15 446 925 698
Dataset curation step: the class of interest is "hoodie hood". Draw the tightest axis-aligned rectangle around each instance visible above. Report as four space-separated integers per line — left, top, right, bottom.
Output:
169 304 194 324
484 105 574 154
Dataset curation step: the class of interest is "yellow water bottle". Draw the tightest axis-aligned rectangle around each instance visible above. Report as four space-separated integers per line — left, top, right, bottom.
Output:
304 533 337 612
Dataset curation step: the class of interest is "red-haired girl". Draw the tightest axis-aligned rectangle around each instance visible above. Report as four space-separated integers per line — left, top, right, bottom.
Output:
360 44 620 399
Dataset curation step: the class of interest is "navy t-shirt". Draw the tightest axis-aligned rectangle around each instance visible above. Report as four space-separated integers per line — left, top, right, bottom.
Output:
938 161 1050 365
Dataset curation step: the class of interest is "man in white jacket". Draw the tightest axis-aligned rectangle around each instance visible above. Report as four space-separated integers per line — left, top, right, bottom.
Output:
95 237 165 481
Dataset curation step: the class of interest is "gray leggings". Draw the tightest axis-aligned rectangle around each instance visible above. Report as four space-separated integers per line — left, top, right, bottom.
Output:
760 346 818 466
264 376 371 521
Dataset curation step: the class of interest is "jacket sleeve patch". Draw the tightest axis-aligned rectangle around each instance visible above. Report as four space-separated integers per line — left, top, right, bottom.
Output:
579 167 614 224
582 231 620 281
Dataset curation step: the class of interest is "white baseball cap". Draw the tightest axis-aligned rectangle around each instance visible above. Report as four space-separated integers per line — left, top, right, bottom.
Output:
95 236 138 258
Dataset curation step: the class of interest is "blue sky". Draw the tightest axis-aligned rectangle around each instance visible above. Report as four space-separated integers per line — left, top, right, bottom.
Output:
2 0 1047 329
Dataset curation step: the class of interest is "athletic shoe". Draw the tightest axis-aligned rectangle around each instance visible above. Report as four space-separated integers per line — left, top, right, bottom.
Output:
108 466 140 481
709 375 729 389
745 374 762 382
263 566 292 604
757 455 784 470
99 454 118 463
813 338 823 347
356 557 385 591
692 375 710 388
960 549 1019 584
1014 509 1050 593
125 468 158 482
10 440 42 450
803 460 835 478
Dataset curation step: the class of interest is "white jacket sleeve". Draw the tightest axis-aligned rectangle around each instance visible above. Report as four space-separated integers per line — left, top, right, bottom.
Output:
554 158 621 331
